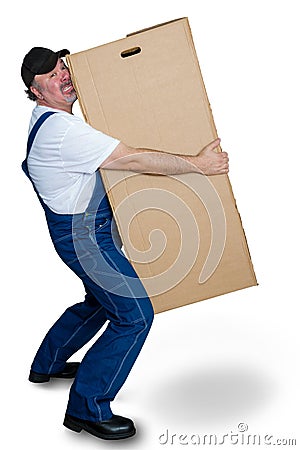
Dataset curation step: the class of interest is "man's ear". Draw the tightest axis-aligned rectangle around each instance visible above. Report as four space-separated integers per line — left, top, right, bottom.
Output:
30 85 43 100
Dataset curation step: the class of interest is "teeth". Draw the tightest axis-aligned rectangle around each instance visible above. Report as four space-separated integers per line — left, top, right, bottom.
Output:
63 84 72 93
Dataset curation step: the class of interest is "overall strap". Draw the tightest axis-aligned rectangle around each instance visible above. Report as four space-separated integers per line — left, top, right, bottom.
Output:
22 111 56 177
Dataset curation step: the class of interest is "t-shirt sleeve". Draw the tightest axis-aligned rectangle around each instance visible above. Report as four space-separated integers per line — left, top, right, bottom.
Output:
60 117 120 174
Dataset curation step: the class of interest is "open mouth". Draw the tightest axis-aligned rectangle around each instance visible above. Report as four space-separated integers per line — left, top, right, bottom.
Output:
61 82 74 94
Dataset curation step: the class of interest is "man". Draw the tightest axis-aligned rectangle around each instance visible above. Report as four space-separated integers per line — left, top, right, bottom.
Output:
21 47 229 441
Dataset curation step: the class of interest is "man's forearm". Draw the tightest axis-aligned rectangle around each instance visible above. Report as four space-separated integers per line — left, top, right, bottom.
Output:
101 139 229 176
123 149 200 175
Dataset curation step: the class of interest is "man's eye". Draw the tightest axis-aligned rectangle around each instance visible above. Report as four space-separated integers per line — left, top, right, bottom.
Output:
50 73 56 78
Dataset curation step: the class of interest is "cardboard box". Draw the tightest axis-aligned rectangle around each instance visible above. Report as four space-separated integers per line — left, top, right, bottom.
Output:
67 18 257 313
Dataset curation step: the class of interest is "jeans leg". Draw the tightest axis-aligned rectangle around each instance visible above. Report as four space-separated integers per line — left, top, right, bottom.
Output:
66 284 153 421
31 285 107 375
65 221 154 421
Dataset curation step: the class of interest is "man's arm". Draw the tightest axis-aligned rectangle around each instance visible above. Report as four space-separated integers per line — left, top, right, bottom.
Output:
100 138 229 176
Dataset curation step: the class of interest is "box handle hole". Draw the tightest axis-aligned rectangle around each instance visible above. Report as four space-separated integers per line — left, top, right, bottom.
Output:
120 46 141 58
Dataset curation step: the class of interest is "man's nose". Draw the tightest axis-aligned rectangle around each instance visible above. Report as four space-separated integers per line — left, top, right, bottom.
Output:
60 69 70 82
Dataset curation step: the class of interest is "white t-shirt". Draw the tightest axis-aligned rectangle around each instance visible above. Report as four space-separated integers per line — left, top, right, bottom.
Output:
27 105 120 214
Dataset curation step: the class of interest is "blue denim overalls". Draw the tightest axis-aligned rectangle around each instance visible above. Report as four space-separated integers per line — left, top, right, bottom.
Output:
22 111 154 422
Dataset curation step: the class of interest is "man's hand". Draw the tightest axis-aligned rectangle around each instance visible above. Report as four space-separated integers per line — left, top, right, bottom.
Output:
194 138 229 175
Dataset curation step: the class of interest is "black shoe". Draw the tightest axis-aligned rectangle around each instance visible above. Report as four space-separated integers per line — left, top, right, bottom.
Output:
63 413 136 440
29 362 80 383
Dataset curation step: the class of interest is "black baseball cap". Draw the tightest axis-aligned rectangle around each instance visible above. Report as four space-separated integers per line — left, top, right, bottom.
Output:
21 47 70 88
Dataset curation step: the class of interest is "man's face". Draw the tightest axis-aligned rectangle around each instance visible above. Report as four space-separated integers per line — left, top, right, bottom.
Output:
31 59 77 111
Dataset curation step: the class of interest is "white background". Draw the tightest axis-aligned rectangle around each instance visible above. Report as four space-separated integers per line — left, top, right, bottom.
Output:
1 0 299 448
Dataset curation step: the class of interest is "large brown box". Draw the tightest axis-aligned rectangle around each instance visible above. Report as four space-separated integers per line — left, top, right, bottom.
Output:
67 18 257 313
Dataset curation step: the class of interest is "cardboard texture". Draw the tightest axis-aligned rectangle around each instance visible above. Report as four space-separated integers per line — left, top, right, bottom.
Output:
67 18 257 313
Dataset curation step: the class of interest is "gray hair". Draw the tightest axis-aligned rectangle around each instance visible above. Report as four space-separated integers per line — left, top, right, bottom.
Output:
25 79 43 102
